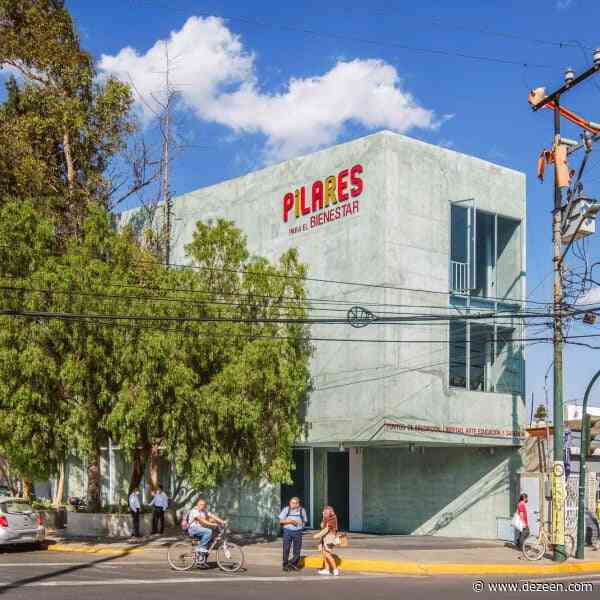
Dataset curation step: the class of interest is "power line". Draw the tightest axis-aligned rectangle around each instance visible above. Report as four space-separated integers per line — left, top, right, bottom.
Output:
0 243 545 307
0 309 565 344
0 304 572 327
134 1 553 69
0 282 553 327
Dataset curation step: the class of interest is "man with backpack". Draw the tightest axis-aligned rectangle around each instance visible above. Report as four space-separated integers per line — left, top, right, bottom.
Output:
278 496 307 571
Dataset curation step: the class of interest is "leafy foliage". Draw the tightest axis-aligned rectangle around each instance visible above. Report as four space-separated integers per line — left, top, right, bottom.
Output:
0 1 311 506
0 0 134 235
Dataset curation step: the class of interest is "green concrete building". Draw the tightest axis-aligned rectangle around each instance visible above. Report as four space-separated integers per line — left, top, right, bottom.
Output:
117 130 527 538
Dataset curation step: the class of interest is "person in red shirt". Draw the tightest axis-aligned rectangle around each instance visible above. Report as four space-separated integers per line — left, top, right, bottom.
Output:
516 493 529 548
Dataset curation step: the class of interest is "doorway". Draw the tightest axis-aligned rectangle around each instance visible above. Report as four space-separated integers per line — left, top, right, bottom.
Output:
327 451 349 531
281 449 311 522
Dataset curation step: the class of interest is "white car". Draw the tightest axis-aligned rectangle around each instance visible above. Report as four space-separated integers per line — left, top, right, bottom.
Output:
0 497 45 547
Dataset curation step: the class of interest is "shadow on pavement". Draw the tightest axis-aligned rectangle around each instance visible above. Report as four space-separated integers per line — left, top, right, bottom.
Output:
0 538 155 594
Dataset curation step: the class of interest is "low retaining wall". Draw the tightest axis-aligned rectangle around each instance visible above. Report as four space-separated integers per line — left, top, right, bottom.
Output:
65 510 178 537
38 509 67 530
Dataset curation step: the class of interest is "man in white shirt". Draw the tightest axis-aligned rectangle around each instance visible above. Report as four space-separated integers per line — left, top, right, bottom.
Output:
187 498 225 554
128 487 141 538
149 484 169 535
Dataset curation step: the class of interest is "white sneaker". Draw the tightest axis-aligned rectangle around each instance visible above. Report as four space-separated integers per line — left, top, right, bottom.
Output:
332 569 340 576
317 569 331 576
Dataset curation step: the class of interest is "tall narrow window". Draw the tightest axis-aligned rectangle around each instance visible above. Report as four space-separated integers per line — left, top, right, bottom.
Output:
497 217 521 301
469 322 494 392
474 212 495 298
450 202 475 294
494 325 522 394
449 320 467 388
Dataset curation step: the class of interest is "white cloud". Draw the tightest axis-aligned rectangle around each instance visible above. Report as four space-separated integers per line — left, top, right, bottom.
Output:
98 16 253 122
556 0 573 9
99 16 439 161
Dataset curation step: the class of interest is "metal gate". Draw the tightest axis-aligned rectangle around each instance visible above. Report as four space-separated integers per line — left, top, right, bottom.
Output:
565 473 598 535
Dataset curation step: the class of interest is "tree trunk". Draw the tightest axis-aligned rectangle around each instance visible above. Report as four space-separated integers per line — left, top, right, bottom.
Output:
86 446 101 512
149 443 161 492
63 130 75 193
22 479 32 500
130 444 148 494
0 458 17 496
53 462 65 508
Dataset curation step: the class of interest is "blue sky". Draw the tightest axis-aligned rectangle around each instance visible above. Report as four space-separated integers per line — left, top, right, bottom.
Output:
58 0 600 414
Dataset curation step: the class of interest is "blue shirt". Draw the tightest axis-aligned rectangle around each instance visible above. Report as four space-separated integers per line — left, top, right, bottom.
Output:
149 491 169 509
279 506 307 531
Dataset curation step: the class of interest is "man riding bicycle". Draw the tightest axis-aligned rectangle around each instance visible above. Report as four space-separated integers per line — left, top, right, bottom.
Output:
187 498 225 555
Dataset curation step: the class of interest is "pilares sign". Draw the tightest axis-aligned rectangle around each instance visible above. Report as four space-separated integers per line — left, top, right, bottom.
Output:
282 164 364 235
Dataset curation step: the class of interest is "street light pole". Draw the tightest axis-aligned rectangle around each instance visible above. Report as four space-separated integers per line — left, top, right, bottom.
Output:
575 369 600 559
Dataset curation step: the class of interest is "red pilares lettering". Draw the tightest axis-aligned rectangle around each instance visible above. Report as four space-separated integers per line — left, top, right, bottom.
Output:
282 165 364 234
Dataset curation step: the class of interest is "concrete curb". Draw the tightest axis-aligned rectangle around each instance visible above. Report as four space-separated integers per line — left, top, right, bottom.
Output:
44 543 600 576
47 544 145 556
301 556 600 576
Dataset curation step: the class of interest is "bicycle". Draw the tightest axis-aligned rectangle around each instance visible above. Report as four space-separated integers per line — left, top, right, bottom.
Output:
522 514 575 561
167 524 245 573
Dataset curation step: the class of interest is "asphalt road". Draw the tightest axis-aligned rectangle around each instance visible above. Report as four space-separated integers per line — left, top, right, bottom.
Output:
0 548 599 599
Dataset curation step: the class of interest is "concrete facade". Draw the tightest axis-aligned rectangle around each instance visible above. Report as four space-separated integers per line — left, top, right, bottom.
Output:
120 131 527 538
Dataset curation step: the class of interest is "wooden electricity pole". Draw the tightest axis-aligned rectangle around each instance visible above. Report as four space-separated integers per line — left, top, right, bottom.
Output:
530 57 600 562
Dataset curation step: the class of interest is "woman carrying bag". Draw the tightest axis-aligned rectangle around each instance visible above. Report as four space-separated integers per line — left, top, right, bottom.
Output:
513 493 529 549
314 506 341 576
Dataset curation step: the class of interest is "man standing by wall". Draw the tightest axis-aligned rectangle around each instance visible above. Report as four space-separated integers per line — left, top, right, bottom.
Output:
150 484 169 535
279 496 307 571
129 487 142 538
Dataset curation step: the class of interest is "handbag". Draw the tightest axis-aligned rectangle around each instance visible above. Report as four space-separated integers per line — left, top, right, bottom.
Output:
511 511 524 532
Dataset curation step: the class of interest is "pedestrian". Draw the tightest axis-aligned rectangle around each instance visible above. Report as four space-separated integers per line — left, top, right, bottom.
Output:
128 487 142 538
515 493 529 549
187 498 225 556
150 484 169 535
278 496 307 571
315 505 340 576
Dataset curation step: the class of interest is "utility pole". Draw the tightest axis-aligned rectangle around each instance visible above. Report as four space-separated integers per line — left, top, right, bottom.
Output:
530 56 600 562
552 94 567 563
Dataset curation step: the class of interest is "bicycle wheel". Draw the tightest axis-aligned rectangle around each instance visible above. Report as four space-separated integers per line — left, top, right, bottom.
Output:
564 534 575 558
167 540 197 571
216 541 245 573
522 535 546 561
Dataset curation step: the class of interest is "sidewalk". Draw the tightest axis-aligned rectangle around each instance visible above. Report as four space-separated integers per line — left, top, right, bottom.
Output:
44 531 600 575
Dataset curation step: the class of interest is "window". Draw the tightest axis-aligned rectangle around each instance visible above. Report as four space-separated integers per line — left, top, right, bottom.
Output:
497 217 521 300
449 321 467 388
0 501 32 514
448 308 523 395
450 203 522 302
450 203 474 294
469 322 494 392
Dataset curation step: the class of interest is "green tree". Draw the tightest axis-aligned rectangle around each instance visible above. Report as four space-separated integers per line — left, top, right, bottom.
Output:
534 404 547 421
0 0 134 235
0 200 71 497
109 219 312 496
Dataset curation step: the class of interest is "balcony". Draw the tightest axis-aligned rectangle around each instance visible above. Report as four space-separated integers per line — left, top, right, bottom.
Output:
451 260 468 295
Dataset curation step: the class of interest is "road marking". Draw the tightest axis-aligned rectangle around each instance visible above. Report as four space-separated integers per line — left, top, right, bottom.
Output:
1 574 400 588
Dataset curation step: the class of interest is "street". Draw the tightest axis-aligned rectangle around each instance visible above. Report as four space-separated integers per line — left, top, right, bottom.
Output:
0 549 598 600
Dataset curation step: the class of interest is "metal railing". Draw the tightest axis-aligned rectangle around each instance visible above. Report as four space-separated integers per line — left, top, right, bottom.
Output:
451 261 468 294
